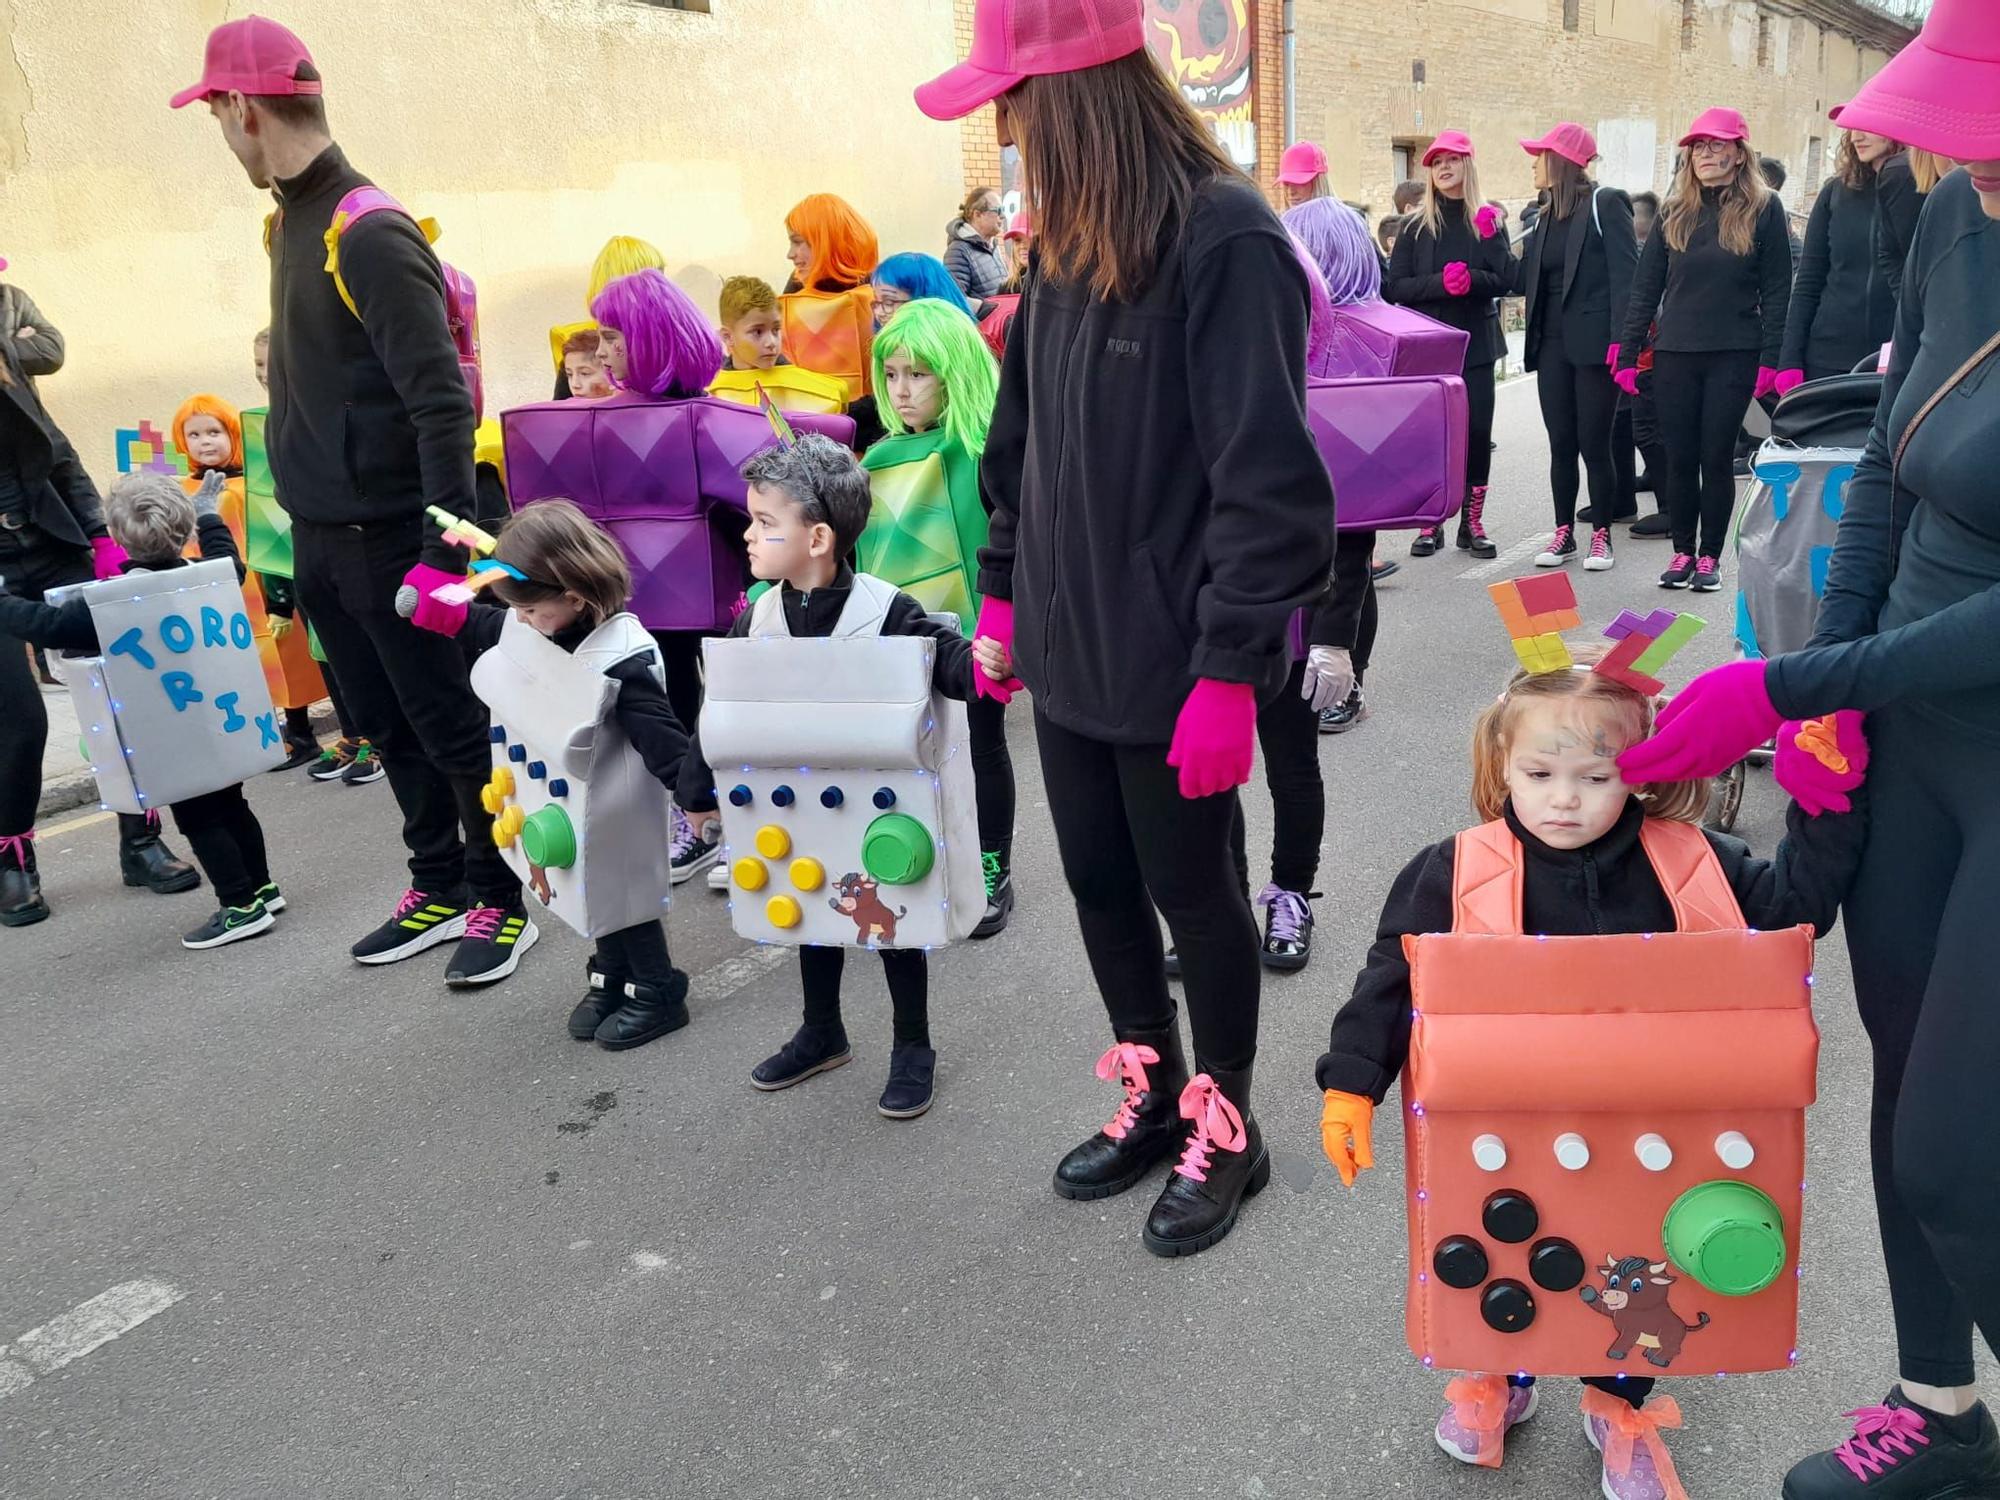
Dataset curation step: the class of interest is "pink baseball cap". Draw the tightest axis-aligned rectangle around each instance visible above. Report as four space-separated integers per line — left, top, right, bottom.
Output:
1003 212 1033 241
1278 141 1330 185
1679 106 1750 146
1421 130 1475 166
1831 0 2000 159
1519 123 1598 167
915 0 1146 122
170 15 320 110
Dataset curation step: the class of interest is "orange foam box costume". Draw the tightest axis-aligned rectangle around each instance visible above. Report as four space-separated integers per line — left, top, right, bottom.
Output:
1402 817 1817 1378
779 285 874 402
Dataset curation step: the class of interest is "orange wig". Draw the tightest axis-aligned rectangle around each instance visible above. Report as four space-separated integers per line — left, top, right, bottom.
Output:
785 194 880 292
171 393 244 474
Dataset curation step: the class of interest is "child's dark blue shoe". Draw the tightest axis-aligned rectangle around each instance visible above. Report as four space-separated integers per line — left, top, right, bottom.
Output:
750 1023 851 1091
877 1045 936 1119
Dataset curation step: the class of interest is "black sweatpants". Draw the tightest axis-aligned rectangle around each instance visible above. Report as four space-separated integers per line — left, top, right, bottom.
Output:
594 919 679 988
1536 344 1620 530
967 693 1015 856
1652 349 1758 559
1842 704 2000 1387
1465 361 1496 490
292 516 518 906
1227 660 1323 894
801 944 929 1048
0 536 92 835
1035 708 1260 1106
169 784 269 908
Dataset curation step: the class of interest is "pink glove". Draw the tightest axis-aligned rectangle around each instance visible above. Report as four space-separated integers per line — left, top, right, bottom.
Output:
90 536 127 580
1617 659 1784 784
1166 678 1257 800
1441 261 1473 296
1613 366 1641 397
1774 711 1869 817
401 562 469 637
1474 204 1503 240
1773 368 1806 396
1753 365 1780 401
971 596 1023 704
1605 343 1621 371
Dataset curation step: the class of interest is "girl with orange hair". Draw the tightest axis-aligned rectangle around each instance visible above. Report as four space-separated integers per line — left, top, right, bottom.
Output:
781 195 881 397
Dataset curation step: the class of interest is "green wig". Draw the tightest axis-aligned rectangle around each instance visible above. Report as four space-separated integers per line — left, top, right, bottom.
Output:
870 298 1000 460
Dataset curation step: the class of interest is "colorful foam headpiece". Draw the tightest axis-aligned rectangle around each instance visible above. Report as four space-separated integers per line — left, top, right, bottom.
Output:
1485 575 1706 692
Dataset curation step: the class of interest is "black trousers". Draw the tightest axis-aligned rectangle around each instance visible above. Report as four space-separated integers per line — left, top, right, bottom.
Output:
801 944 929 1047
1612 372 1667 518
1465 361 1496 490
0 535 92 835
1843 704 2000 1386
595 919 678 988
1536 344 1620 530
650 629 709 748
1651 349 1758 559
1035 708 1260 1105
1512 1374 1654 1409
292 516 517 906
169 784 269 908
967 693 1015 856
1228 660 1323 894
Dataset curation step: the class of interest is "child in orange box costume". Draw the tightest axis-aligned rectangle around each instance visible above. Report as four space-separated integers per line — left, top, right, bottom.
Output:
779 194 879 401
1316 637 1868 1499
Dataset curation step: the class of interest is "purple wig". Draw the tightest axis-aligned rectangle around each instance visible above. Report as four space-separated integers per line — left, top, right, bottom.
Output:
589 268 725 399
1282 198 1383 307
1288 232 1337 378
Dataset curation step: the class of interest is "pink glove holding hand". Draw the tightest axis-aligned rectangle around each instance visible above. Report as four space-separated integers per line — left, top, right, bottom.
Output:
402 562 469 637
1753 366 1780 401
1617 659 1783 784
1166 678 1256 800
1474 204 1503 240
1613 366 1641 397
1441 261 1473 296
970 596 1023 704
90 536 127 580
1774 710 1869 816
1773 368 1806 396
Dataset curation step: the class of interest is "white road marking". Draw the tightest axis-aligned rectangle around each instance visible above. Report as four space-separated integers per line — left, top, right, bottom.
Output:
694 941 791 1000
1455 532 1548 582
0 1279 185 1401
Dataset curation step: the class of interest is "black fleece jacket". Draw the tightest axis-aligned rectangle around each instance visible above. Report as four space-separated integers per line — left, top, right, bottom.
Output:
1316 795 1866 1104
1619 189 1792 367
1781 175 1893 378
1383 196 1514 366
0 515 241 652
265 144 475 569
1872 152 1923 305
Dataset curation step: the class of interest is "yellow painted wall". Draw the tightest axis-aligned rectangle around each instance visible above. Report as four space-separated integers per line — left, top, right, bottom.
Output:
1 0 964 487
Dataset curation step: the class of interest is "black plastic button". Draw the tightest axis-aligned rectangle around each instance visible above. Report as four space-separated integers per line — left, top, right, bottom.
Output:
1432 1236 1488 1290
728 785 753 807
1481 1279 1536 1333
820 787 844 808
873 787 897 809
1482 1189 1540 1244
1529 1238 1586 1292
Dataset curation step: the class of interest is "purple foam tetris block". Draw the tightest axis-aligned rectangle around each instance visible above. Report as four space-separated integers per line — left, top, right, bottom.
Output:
1318 302 1471 380
502 394 856 630
1307 375 1470 533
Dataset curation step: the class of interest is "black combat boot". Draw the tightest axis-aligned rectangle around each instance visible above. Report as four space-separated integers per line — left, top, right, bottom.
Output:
0 832 48 927
1141 1067 1269 1258
118 812 201 895
1053 1029 1191 1200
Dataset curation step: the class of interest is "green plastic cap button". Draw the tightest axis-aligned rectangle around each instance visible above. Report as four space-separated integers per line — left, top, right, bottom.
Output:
519 806 578 870
861 812 934 885
1662 1179 1787 1297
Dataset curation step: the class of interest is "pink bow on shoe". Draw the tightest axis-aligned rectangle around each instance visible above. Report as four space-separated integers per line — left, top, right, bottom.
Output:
1443 1375 1512 1469
1172 1074 1247 1184
1094 1042 1161 1140
1775 710 1869 816
1581 1387 1690 1500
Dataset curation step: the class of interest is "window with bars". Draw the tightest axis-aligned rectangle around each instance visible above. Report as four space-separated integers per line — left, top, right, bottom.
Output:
1563 0 1580 30
1757 13 1774 66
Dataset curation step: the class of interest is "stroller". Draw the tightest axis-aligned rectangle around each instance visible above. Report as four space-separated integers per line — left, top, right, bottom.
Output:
1710 367 1883 831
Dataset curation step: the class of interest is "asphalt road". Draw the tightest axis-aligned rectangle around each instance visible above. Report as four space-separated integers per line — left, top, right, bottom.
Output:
3 377 1989 1499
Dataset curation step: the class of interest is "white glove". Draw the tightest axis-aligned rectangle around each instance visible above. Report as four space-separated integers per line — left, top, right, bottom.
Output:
191 469 228 519
1301 646 1354 714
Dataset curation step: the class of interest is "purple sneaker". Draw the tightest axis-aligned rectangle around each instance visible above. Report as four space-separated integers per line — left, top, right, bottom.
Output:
1583 1387 1686 1500
1435 1374 1537 1468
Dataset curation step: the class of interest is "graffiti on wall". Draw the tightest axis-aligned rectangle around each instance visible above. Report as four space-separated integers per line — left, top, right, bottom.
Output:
1146 0 1257 170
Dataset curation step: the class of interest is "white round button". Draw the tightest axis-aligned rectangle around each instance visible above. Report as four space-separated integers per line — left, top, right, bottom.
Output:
1635 1133 1674 1172
1554 1132 1591 1170
1472 1134 1508 1171
1715 1130 1756 1169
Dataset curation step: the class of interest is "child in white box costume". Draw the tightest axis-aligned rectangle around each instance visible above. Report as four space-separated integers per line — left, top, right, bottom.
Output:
678 436 1011 1119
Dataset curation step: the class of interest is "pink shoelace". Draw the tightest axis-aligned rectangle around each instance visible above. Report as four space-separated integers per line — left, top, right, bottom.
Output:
0 829 35 868
391 888 427 922
1545 524 1573 554
1172 1073 1247 1183
1094 1042 1159 1141
1834 1405 1931 1480
462 905 506 942
1589 528 1613 560
1669 552 1695 573
1695 556 1719 579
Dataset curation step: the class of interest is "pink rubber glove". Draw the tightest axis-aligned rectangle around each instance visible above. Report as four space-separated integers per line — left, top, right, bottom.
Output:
1605 343 1621 371
1753 365 1780 401
970 596 1023 704
1617 659 1784 784
1774 368 1806 396
1613 366 1641 397
1474 204 1503 240
1166 678 1257 800
90 536 127 580
1774 711 1869 817
401 562 469 637
1441 261 1473 296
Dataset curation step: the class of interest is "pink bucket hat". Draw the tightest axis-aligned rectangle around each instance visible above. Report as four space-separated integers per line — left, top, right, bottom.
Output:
1520 123 1598 167
915 0 1146 122
171 15 319 110
1278 141 1330 185
1422 130 1476 166
1831 0 2000 159
1679 106 1751 146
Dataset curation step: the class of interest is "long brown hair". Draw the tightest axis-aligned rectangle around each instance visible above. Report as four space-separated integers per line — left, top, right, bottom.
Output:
1662 137 1769 256
489 499 633 627
1543 153 1592 221
1417 156 1484 241
1002 49 1240 302
1833 132 1884 192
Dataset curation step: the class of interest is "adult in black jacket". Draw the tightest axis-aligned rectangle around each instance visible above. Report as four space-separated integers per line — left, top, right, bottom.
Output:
917 8 1334 1258
1617 109 1790 593
175 17 531 988
1777 130 1899 389
1513 124 1637 572
1384 129 1513 559
1870 146 1926 306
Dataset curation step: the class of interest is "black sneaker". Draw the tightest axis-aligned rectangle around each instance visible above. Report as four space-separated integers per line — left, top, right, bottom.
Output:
182 900 275 950
1659 552 1698 589
351 888 468 965
445 905 538 986
310 739 359 782
1781 1391 2000 1499
1630 511 1672 538
669 806 719 885
1318 687 1368 734
595 971 691 1051
971 849 1013 939
270 735 319 773
1690 555 1722 592
341 744 385 785
878 1044 937 1119
1533 525 1577 567
254 882 286 914
1369 558 1400 582
751 1022 852 1090
1255 886 1314 971
1410 525 1445 558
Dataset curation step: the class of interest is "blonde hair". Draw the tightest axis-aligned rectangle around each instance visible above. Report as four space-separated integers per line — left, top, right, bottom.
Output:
1469 646 1710 826
1663 137 1771 256
718 275 779 328
488 499 632 627
1418 154 1483 240
1908 148 1949 194
106 473 197 564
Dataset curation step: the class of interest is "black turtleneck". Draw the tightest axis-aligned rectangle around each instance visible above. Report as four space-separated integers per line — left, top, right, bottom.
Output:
1619 186 1792 366
1382 195 1516 364
1317 792 1866 1103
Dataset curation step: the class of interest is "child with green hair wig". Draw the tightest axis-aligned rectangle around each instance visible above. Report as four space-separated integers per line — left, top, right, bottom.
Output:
859 297 1017 938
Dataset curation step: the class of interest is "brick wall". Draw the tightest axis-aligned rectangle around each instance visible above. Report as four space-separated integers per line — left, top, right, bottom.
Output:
953 0 1006 205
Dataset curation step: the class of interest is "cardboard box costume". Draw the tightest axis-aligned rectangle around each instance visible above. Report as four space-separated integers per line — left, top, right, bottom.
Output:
699 574 980 951
778 285 875 402
1309 373 1469 533
708 364 850 417
857 429 987 635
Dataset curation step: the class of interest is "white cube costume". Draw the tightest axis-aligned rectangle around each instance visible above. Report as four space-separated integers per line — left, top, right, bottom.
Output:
469 612 675 940
700 574 980 949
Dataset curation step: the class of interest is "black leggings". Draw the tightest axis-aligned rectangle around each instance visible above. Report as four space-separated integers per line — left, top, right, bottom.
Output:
1536 344 1620 529
1842 704 2000 1387
169 785 270 908
1512 1374 1654 1409
801 945 929 1048
1228 660 1323 894
1652 349 1758 558
651 630 709 745
595 919 678 988
967 693 1015 856
1465 361 1496 489
1035 708 1260 1105
1612 374 1667 517
0 538 93 836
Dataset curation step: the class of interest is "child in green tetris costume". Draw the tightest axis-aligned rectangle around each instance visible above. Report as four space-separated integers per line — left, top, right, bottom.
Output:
858 299 1016 936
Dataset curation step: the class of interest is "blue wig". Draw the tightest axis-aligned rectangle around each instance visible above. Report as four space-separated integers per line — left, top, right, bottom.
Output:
872 253 976 318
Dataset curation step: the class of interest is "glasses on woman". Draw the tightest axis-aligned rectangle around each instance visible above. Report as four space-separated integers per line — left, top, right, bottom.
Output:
1690 140 1737 159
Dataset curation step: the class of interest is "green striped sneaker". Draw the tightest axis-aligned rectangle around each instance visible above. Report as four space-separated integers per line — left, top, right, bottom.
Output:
350 888 468 965
445 904 539 987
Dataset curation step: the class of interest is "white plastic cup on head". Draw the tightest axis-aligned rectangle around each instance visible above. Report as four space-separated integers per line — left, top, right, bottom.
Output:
1554 1132 1591 1170
1635 1133 1674 1172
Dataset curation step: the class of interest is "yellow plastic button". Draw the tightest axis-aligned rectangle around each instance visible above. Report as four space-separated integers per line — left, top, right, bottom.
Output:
491 821 514 849
755 824 792 859
732 856 769 891
489 767 515 798
480 782 506 816
499 806 526 838
766 894 803 929
789 857 825 891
